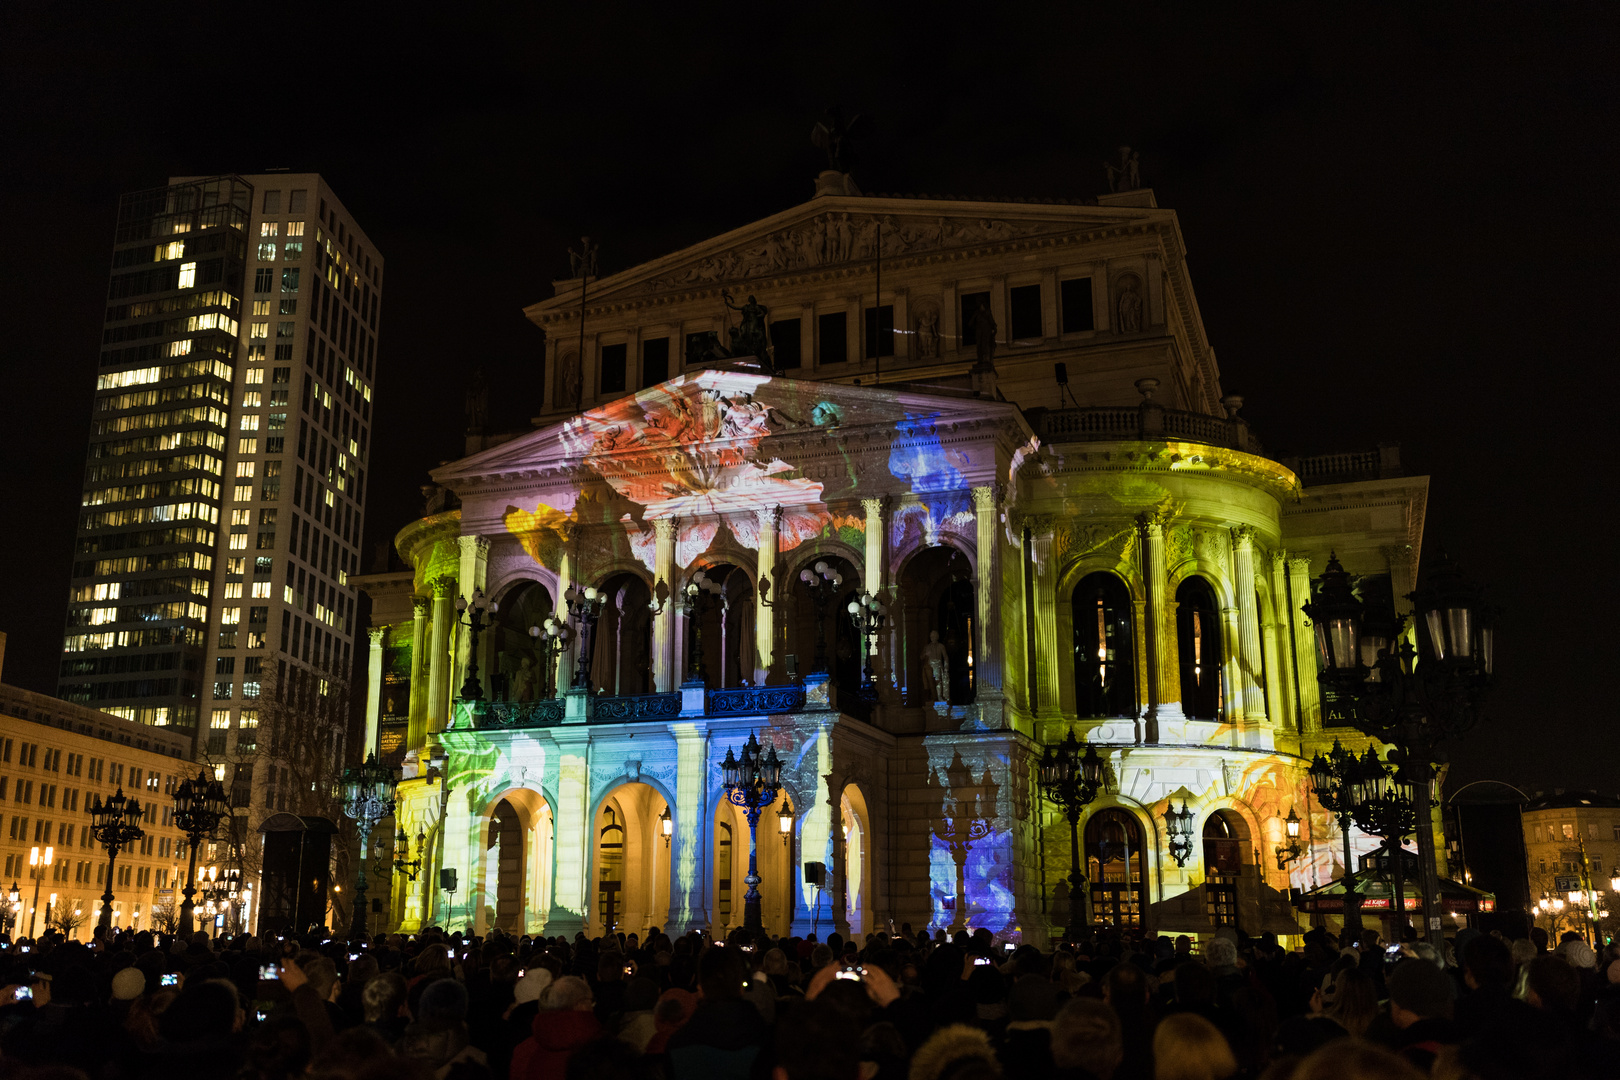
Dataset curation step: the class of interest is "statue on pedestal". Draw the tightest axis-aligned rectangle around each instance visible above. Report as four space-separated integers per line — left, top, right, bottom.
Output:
722 290 771 365
920 630 950 703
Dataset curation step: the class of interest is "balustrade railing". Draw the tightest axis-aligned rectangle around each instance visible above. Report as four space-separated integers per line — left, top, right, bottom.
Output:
1035 403 1263 455
706 684 808 716
589 691 682 723
475 698 566 729
463 682 817 729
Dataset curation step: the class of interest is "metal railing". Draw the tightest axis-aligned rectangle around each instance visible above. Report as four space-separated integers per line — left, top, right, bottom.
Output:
706 684 808 716
589 692 682 723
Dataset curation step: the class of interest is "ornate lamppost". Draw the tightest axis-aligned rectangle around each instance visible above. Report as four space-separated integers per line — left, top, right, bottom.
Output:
719 732 784 931
1305 552 1495 949
798 561 843 673
200 865 241 932
340 754 397 940
1164 800 1196 867
172 768 230 935
1308 738 1367 938
1275 808 1305 870
659 806 673 849
1349 749 1420 935
846 591 888 698
682 572 724 684
1037 730 1105 941
89 787 146 932
456 589 498 700
563 584 607 691
393 825 424 881
528 617 571 697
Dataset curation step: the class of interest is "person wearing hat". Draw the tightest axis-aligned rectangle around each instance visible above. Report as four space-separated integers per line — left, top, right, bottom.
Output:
1381 957 1459 1073
400 977 489 1080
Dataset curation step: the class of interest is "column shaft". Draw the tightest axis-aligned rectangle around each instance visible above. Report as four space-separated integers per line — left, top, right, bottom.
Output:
1232 527 1266 724
364 627 385 756
1287 556 1322 732
1030 521 1060 715
1137 512 1182 738
408 597 428 751
653 518 678 691
971 486 1003 698
1268 551 1297 731
455 535 490 698
427 578 454 736
554 528 575 695
754 509 779 685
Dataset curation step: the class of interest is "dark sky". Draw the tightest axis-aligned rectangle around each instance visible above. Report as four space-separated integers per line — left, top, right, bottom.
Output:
3 4 1615 795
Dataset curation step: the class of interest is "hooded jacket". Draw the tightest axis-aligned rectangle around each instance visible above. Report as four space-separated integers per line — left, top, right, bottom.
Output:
510 1009 603 1080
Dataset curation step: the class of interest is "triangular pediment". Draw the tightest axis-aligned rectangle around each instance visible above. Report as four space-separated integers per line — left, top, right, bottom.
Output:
527 194 1159 316
435 370 1019 488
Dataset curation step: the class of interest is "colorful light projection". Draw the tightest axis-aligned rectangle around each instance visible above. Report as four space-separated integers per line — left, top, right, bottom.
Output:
923 741 1015 933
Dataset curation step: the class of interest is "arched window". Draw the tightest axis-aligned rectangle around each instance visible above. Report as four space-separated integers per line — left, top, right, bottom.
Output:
1176 576 1223 719
1203 812 1244 926
598 806 624 931
1086 809 1146 927
938 578 977 705
1072 573 1136 717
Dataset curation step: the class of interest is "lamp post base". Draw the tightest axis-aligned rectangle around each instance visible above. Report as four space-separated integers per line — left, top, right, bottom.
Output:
98 890 115 931
348 883 369 940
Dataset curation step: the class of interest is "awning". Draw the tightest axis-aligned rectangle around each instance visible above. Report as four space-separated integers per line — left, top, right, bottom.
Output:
1291 867 1497 915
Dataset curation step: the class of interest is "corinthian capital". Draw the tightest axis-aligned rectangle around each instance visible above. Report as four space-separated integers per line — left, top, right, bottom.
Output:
1135 509 1170 536
653 517 680 540
753 506 782 531
1231 524 1257 548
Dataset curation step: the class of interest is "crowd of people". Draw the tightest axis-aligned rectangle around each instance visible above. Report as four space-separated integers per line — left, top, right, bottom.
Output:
0 919 1615 1080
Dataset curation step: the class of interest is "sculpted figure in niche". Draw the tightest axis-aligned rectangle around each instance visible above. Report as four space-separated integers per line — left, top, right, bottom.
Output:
1115 277 1143 334
512 656 536 703
970 299 997 367
914 303 940 359
920 630 950 702
558 350 581 411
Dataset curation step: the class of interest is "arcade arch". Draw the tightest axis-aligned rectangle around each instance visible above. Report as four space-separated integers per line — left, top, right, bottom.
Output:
897 544 976 705
590 573 654 696
590 782 671 936
492 581 554 701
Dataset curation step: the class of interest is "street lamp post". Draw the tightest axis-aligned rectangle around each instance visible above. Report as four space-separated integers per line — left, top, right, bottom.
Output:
201 865 241 932
682 572 724 684
1308 738 1367 939
393 826 425 881
1037 730 1105 941
340 753 397 940
846 591 888 698
1349 749 1420 935
798 561 844 674
172 768 230 936
27 846 53 939
719 732 784 932
527 618 571 697
88 787 146 932
563 585 607 691
456 589 498 700
1306 552 1495 950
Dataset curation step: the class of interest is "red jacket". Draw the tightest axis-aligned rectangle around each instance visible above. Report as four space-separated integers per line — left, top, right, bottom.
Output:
510 1009 602 1080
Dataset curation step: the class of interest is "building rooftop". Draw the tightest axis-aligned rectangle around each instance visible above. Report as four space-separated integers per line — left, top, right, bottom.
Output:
0 682 191 759
1524 789 1620 812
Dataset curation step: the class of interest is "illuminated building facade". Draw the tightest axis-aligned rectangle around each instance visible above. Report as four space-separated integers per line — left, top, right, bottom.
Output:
1521 790 1620 943
360 180 1436 943
60 173 381 858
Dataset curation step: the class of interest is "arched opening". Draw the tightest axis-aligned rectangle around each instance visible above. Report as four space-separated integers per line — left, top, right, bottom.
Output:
789 554 861 696
591 573 653 696
1072 572 1136 717
1203 810 1250 927
479 789 552 935
590 781 672 936
1176 576 1223 719
897 545 975 705
1087 808 1146 928
494 581 554 701
487 800 524 931
841 784 872 934
716 819 735 926
688 563 753 687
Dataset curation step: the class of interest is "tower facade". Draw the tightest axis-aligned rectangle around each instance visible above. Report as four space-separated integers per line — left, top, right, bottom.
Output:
61 173 381 850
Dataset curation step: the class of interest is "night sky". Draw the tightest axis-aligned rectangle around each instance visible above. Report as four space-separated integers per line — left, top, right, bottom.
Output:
3 5 1614 795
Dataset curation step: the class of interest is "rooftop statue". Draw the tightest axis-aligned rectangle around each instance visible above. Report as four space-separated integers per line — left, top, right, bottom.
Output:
811 107 860 172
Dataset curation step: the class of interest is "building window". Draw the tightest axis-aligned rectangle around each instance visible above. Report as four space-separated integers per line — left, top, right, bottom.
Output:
717 820 733 921
598 806 624 928
281 269 300 293
1087 808 1145 928
1203 813 1243 926
959 291 991 350
1009 284 1043 341
1564 823 1575 840
863 305 894 358
770 318 801 369
818 311 847 365
255 268 274 293
599 343 627 394
263 191 282 214
1072 572 1136 718
1060 277 1094 333
641 338 669 389
1177 575 1223 719
289 189 307 213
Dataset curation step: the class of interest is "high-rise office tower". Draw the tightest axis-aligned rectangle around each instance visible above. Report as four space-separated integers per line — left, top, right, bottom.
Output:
61 174 381 820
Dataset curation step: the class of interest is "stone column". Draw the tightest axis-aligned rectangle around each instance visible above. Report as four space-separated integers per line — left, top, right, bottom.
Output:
1231 526 1266 724
754 508 779 685
1029 517 1060 716
427 578 455 736
455 535 490 699
1287 556 1322 732
826 771 851 937
1137 511 1182 741
547 729 591 936
1268 551 1297 732
408 597 429 751
860 498 888 692
554 526 576 695
653 518 679 691
971 486 1003 703
364 627 385 757
666 723 710 933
